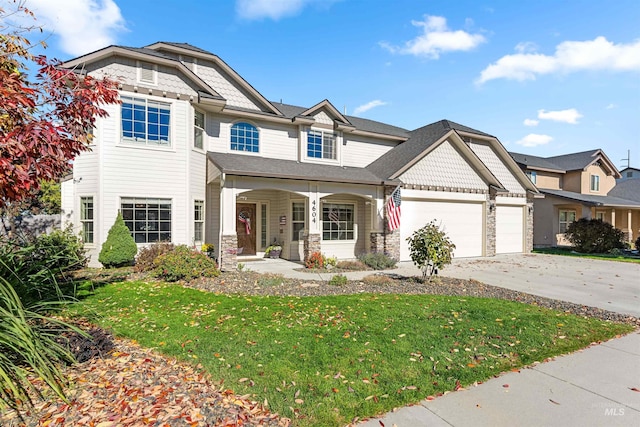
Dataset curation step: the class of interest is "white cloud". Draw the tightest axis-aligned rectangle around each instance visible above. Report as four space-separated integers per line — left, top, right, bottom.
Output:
353 100 387 115
477 36 640 84
25 0 126 56
380 15 486 59
515 134 553 147
537 108 583 124
523 118 539 126
606 103 617 109
236 0 337 20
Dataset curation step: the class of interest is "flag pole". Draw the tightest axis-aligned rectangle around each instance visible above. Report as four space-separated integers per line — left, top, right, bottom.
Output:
383 184 402 208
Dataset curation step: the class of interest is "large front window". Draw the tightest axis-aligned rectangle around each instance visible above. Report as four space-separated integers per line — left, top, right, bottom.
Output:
231 122 259 152
121 96 170 146
80 196 94 244
121 198 171 243
322 203 354 240
307 130 336 159
559 210 576 233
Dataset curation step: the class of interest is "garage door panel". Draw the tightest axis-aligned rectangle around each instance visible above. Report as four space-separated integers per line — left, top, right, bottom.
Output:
400 200 483 261
496 206 524 254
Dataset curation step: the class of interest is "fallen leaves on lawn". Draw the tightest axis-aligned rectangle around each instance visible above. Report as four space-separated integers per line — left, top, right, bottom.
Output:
0 339 289 427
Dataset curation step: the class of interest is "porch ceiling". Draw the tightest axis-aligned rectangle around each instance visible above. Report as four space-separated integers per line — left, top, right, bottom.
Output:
541 189 640 209
207 152 397 186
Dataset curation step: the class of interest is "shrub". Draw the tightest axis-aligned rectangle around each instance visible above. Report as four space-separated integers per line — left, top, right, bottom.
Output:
329 274 348 286
134 242 175 273
99 212 138 268
336 260 367 271
362 274 395 286
358 252 396 270
635 235 640 251
325 256 337 268
565 218 624 254
305 251 325 269
31 227 87 272
407 220 456 281
153 245 220 282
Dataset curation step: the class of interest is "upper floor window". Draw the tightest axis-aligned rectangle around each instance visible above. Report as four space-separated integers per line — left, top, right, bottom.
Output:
121 96 171 146
628 171 633 178
307 130 336 160
194 110 204 150
526 170 537 185
590 174 600 192
231 122 259 153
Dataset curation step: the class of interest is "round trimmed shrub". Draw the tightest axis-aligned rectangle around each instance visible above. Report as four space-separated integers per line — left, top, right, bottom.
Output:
98 212 138 268
153 245 219 282
565 218 624 254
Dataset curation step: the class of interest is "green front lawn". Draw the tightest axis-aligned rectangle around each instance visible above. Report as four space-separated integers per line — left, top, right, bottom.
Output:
534 247 640 263
67 281 632 426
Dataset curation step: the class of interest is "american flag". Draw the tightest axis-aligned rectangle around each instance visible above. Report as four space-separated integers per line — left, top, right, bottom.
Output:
328 206 340 225
238 211 251 234
386 187 401 231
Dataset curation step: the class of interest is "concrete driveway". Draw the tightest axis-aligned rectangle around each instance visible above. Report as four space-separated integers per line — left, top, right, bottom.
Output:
434 253 640 318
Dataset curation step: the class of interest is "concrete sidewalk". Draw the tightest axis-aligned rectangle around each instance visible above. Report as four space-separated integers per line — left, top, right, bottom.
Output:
359 331 640 427
242 254 640 426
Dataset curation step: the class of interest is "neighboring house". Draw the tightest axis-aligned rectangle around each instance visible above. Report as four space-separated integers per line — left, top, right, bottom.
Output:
60 42 538 269
618 167 640 181
511 150 640 247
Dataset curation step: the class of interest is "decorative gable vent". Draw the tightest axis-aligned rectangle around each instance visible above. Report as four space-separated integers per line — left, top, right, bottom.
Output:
138 61 157 85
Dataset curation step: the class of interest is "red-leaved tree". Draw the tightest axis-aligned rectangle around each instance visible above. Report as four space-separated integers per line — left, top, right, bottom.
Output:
0 2 119 207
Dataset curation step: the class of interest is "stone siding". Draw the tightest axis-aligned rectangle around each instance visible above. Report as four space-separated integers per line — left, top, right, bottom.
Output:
219 234 238 271
525 194 535 253
303 233 321 262
369 232 385 254
486 193 496 256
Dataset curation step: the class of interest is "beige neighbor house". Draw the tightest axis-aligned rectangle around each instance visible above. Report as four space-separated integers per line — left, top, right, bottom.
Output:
510 149 640 247
60 42 539 269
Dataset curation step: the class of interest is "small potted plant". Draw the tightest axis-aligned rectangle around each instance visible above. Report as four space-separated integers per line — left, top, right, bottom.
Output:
265 241 282 258
201 243 215 259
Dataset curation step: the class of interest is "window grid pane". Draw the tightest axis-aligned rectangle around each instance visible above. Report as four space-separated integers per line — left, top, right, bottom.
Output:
80 197 94 244
292 202 305 241
231 122 259 153
307 130 337 160
121 96 171 146
261 204 267 248
121 198 172 243
194 200 204 242
322 203 354 241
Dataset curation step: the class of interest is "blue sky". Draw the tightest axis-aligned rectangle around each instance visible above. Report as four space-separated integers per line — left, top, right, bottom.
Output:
15 0 640 169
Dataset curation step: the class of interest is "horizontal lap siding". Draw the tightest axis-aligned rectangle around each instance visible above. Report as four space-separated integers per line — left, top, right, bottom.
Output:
342 135 397 168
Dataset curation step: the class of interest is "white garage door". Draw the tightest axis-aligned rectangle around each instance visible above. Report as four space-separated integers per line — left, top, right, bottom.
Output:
496 206 524 254
400 200 484 261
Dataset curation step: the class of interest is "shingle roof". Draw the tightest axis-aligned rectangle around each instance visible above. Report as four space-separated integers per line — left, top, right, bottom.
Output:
272 102 410 138
208 152 393 185
541 189 640 208
366 119 494 180
545 149 604 171
608 178 640 202
509 152 566 172
151 42 215 55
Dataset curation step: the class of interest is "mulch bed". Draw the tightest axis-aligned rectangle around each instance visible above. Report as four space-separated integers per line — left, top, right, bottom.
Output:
2 269 637 426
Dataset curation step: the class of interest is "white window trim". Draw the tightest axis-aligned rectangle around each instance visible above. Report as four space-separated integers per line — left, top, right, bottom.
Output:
321 200 356 242
304 127 341 165
259 201 270 251
559 209 576 234
590 174 600 192
137 61 158 86
193 109 205 152
291 200 306 243
79 195 96 247
120 197 173 244
119 94 173 150
229 120 261 155
193 199 205 245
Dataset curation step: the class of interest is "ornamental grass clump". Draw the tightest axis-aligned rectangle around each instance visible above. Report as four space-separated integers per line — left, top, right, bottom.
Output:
358 252 396 270
153 245 219 282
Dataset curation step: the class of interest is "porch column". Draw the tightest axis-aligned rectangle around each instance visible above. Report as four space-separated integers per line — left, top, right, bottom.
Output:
628 210 633 243
219 183 238 271
525 193 535 253
485 189 497 257
370 187 386 254
611 209 616 228
383 186 400 261
304 184 321 261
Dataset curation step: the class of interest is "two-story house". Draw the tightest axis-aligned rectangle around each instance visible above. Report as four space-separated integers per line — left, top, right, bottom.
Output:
511 150 640 247
60 42 538 269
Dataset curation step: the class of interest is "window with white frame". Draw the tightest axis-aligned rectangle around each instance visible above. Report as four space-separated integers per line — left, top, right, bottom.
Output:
121 96 171 146
230 122 259 153
307 129 336 160
194 110 204 149
80 196 94 244
194 200 204 243
292 202 305 241
260 203 267 249
559 210 576 233
595 211 605 221
590 174 600 192
322 203 354 240
526 170 537 184
121 198 171 243
138 61 157 85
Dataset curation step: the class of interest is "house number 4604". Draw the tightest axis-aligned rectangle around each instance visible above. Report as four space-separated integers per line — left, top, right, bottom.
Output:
312 200 317 223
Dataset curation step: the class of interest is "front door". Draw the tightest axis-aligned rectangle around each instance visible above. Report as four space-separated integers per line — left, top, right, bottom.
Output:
236 203 256 255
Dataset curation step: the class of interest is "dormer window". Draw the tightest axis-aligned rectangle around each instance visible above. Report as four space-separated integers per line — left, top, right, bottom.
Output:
307 129 336 160
231 122 259 153
590 174 600 192
138 61 157 85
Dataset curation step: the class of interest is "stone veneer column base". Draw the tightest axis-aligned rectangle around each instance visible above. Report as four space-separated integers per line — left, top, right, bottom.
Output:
303 233 321 262
220 234 238 271
486 194 497 257
525 194 535 253
370 232 385 254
